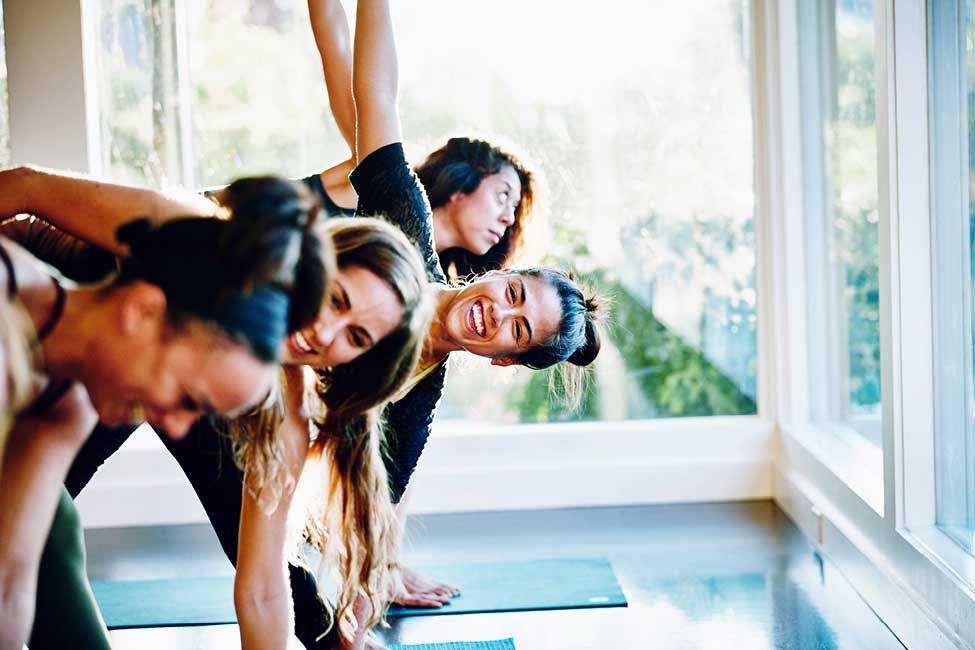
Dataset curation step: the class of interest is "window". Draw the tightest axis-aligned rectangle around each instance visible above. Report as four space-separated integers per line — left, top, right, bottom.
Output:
0 0 9 166
95 0 758 425
800 0 882 447
929 0 975 555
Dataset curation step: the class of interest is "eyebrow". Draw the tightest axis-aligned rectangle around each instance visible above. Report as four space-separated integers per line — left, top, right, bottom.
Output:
337 282 351 310
520 279 533 343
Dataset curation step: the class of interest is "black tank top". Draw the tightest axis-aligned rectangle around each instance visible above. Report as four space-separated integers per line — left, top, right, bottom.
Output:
0 244 72 414
301 173 357 218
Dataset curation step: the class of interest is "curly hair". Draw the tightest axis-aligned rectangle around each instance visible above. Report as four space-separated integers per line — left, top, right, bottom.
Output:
416 137 536 280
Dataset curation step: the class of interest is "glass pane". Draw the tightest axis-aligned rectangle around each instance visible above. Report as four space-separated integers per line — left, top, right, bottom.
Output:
931 0 975 553
93 0 192 188
419 0 757 423
806 0 881 445
0 0 9 166
95 0 758 425
186 0 347 187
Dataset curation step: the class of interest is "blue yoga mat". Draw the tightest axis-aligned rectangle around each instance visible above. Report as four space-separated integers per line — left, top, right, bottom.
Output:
92 557 625 629
389 640 515 650
390 557 626 617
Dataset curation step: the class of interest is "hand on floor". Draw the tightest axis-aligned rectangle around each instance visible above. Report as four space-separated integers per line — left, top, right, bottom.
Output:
392 564 460 608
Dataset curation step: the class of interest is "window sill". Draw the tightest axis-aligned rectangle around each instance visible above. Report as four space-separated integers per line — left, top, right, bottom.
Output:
782 423 884 516
903 525 975 597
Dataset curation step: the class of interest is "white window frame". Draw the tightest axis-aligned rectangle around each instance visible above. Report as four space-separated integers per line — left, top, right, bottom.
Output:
770 0 975 647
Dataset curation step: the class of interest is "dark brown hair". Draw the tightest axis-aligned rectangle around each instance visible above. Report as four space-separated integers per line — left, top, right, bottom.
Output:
416 137 535 280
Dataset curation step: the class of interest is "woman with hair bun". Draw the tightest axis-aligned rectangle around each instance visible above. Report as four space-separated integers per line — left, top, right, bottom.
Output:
0 174 327 650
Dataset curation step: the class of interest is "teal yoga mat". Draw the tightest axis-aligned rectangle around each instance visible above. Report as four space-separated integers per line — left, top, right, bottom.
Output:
389 557 626 617
92 557 625 629
389 640 515 650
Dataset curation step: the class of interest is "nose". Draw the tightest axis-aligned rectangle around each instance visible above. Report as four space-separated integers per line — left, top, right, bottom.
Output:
158 410 198 439
313 316 344 347
499 204 516 227
490 301 518 329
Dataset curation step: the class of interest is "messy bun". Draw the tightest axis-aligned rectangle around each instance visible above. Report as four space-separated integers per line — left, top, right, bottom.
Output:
114 176 329 361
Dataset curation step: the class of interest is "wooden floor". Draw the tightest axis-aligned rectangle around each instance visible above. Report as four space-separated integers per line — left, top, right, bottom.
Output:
85 501 908 650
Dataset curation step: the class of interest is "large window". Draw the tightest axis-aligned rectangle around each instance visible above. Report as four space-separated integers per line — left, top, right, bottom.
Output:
800 0 882 447
95 0 758 425
0 0 9 166
929 0 975 555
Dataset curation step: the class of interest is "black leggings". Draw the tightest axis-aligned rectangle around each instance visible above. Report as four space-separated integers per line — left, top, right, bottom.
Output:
65 420 341 649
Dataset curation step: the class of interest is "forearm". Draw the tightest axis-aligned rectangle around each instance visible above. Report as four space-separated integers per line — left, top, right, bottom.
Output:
0 165 216 256
0 424 88 648
352 0 401 159
309 0 356 152
236 580 293 650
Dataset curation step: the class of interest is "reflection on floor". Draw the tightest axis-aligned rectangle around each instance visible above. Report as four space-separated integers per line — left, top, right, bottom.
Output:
85 501 907 650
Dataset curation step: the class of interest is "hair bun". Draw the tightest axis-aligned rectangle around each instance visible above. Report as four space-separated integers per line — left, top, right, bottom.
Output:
567 317 600 367
115 217 154 253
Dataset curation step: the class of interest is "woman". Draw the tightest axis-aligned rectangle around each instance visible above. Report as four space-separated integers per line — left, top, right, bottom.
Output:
0 174 327 650
306 0 538 281
0 166 432 650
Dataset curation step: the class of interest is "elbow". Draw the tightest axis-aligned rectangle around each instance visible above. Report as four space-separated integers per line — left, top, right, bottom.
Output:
234 575 290 617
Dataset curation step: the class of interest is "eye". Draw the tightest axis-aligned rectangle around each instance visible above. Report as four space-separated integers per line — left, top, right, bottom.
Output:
499 191 509 203
507 284 516 304
348 328 368 348
331 294 343 309
514 322 522 342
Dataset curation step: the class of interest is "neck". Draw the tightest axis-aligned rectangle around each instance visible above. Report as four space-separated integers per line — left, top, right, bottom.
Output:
431 206 455 254
38 288 101 379
425 284 462 359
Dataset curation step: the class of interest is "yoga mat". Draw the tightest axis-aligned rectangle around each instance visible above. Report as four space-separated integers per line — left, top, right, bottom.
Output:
390 557 626 617
388 640 515 650
92 557 625 629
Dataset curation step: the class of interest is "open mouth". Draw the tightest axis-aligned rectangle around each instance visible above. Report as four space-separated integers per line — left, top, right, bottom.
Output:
289 331 316 356
467 300 486 337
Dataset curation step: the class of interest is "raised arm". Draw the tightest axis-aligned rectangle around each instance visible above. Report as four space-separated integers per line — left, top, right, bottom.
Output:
234 368 309 650
352 0 402 161
0 166 218 257
309 0 357 154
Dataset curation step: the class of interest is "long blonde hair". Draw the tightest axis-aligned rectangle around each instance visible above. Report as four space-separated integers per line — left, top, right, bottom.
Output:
227 217 432 640
0 298 37 466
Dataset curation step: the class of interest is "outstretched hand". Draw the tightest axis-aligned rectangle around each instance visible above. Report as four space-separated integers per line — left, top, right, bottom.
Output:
392 564 461 608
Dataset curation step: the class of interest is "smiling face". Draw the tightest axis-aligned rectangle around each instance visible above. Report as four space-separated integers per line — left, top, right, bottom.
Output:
447 165 522 256
282 263 404 368
441 273 562 362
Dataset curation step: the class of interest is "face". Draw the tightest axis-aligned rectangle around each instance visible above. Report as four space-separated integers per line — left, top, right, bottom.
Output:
442 273 562 362
88 299 275 439
282 264 404 368
447 164 522 255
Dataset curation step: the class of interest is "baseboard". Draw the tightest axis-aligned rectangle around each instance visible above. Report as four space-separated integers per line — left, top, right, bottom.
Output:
774 465 969 650
78 417 774 527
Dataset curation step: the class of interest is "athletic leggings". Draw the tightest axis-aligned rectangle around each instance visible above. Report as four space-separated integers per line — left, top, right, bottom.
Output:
29 488 112 650
63 420 341 649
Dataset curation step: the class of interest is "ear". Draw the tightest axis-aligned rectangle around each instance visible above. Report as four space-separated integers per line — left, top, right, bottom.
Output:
490 357 516 367
448 190 464 205
118 282 167 337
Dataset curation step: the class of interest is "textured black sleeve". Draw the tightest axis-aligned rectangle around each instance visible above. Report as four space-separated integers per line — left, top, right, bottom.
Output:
383 362 448 504
349 142 446 284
